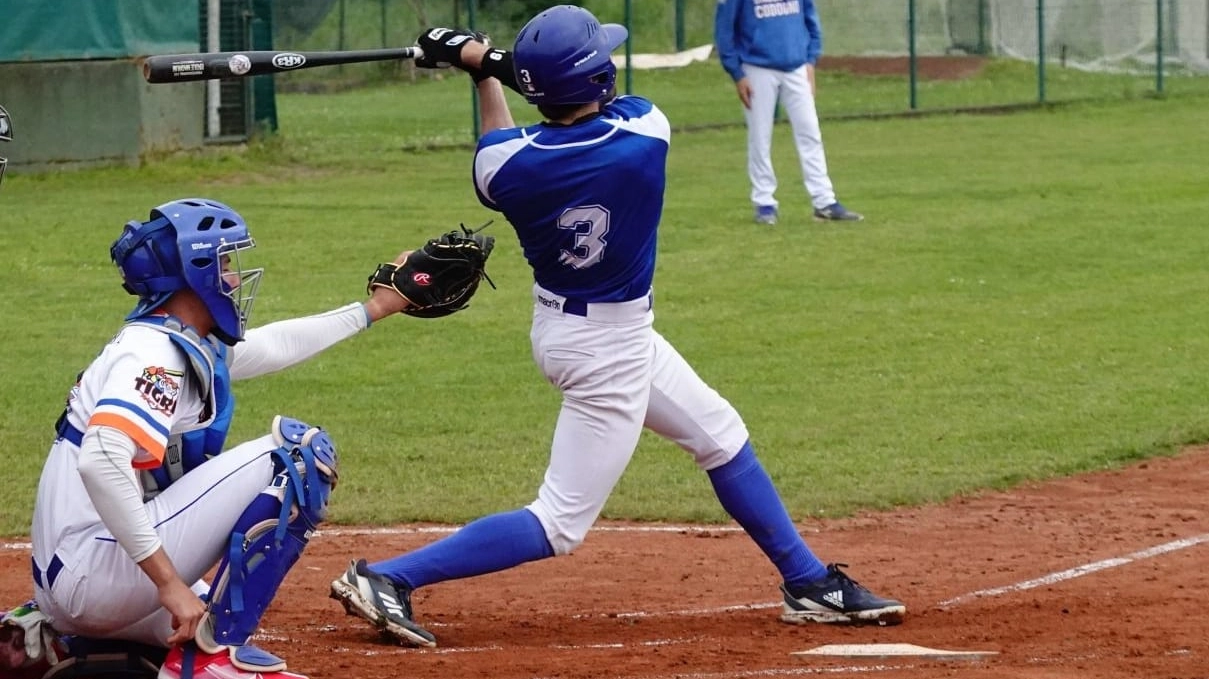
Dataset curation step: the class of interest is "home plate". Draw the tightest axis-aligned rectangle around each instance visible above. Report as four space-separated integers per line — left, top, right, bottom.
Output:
793 643 997 660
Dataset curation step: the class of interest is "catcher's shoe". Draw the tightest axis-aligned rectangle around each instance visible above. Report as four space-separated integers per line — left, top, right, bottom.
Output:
330 559 436 647
780 563 906 626
157 643 308 679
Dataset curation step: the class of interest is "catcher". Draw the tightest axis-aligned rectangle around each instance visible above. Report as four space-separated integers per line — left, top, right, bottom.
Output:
7 200 493 679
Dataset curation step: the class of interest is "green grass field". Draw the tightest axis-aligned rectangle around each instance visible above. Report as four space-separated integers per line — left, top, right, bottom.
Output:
2 74 1208 535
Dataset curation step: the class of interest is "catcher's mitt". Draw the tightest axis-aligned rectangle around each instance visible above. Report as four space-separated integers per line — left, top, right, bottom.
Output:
368 222 495 318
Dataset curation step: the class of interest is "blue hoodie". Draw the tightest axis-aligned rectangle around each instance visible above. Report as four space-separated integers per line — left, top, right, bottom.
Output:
714 0 822 82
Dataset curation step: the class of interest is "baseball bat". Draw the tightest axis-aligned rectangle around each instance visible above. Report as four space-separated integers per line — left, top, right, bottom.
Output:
142 47 424 83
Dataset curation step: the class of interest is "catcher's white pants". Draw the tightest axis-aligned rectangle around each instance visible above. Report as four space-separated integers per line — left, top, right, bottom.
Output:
525 285 749 555
742 62 836 210
32 436 276 646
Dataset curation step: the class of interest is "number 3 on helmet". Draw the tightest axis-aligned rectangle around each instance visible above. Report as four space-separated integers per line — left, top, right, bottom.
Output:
512 5 628 106
110 198 263 345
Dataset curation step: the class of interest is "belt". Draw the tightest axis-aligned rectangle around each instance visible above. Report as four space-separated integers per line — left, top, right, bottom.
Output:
534 285 653 322
57 421 85 447
33 554 64 590
562 298 589 317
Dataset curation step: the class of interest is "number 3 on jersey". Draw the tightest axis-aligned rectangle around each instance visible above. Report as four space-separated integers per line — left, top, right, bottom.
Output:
557 205 610 269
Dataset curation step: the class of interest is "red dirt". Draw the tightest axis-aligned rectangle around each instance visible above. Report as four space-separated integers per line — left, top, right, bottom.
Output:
4 445 1208 679
820 56 988 80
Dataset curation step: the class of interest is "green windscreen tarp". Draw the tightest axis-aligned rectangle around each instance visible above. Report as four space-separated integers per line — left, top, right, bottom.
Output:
0 0 198 62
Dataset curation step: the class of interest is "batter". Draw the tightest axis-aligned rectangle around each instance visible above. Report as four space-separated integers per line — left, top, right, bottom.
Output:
330 6 904 647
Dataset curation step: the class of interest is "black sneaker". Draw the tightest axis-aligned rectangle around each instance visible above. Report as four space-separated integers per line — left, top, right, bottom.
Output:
780 563 906 625
813 202 864 221
329 559 437 646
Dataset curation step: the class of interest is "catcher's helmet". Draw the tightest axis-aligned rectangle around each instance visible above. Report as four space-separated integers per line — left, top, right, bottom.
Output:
111 198 262 345
512 5 628 106
0 104 11 190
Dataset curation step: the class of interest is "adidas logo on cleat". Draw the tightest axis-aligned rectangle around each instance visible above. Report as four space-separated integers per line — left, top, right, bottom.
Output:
822 590 844 609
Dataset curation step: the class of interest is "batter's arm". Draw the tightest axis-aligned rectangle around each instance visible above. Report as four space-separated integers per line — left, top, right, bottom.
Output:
457 41 516 134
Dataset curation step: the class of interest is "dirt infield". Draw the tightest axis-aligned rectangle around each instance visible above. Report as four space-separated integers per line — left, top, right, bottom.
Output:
4 446 1208 679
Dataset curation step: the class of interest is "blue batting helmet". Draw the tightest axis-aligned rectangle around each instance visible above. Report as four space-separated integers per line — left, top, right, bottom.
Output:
512 5 628 106
111 198 262 345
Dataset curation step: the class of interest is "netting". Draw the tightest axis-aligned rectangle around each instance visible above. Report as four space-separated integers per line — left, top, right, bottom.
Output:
818 0 1207 73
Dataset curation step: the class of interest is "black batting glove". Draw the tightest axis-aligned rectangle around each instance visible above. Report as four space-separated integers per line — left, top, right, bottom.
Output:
414 27 488 69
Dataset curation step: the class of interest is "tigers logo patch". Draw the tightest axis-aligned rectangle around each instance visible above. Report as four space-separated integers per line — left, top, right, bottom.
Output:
135 366 183 415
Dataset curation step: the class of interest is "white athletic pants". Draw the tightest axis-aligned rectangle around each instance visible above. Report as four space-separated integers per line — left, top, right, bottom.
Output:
525 287 749 555
34 436 276 646
742 62 836 210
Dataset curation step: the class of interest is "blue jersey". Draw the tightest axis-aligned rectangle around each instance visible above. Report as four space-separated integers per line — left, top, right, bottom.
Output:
715 0 823 81
473 95 670 303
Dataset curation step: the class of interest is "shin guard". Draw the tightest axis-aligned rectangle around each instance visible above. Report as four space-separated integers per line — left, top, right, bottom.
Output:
197 416 337 668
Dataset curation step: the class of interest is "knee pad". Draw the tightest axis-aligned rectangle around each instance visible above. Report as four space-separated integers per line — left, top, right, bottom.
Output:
269 414 338 527
198 416 337 654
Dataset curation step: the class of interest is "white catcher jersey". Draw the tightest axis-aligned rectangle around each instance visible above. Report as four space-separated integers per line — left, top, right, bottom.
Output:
32 325 209 566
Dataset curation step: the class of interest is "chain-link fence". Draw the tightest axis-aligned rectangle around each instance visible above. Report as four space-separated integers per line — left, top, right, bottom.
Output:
267 0 1209 132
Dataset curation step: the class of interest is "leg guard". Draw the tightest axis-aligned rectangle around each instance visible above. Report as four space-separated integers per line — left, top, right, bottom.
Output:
195 416 337 670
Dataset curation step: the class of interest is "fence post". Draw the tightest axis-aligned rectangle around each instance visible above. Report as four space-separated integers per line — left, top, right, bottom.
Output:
625 0 633 95
1155 0 1165 94
1036 0 1046 103
338 0 346 53
675 0 686 52
908 0 918 110
977 0 987 55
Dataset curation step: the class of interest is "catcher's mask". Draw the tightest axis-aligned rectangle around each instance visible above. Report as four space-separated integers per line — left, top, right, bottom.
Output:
111 198 263 345
512 5 627 106
0 105 11 190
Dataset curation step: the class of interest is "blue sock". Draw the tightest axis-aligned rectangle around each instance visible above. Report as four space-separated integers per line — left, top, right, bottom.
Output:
707 441 828 588
371 508 555 589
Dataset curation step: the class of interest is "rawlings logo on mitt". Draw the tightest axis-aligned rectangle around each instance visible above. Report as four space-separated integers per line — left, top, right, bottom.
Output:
368 222 495 318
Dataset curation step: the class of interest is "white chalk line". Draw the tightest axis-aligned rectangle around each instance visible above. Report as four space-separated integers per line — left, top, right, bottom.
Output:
937 532 1209 607
0 525 740 553
10 529 1207 675
540 666 916 679
263 625 915 676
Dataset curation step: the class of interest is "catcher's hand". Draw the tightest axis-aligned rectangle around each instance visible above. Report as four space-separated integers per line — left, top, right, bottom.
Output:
414 27 489 69
368 222 496 319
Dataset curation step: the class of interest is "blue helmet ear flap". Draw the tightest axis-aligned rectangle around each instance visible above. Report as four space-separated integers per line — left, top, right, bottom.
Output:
111 216 186 314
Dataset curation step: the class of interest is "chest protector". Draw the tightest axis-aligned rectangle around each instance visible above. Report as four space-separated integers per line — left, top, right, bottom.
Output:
127 317 234 497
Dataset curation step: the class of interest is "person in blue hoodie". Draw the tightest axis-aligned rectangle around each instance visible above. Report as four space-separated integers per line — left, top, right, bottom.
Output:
715 0 864 225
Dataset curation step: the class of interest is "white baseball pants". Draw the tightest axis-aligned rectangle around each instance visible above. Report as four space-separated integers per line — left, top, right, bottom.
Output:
742 62 836 210
525 286 750 555
33 436 276 646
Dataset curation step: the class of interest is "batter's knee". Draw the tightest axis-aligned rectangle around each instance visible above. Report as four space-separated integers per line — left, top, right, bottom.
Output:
525 500 591 556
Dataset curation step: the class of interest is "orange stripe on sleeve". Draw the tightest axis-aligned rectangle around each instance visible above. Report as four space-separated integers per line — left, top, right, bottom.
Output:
88 412 167 468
